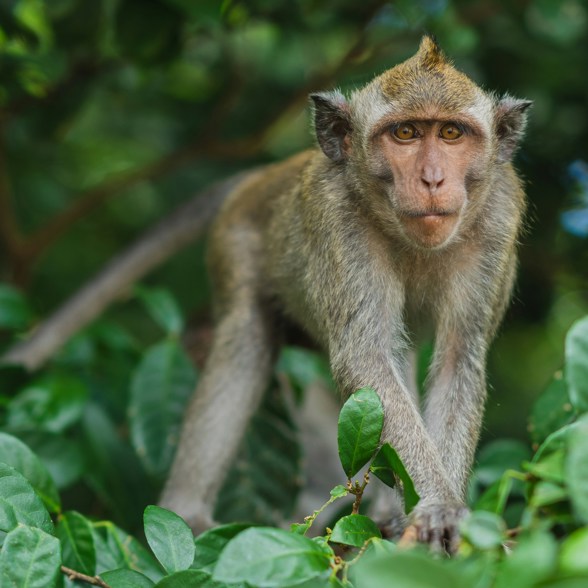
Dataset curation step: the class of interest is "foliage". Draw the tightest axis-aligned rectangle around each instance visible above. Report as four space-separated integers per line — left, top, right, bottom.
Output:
0 314 587 586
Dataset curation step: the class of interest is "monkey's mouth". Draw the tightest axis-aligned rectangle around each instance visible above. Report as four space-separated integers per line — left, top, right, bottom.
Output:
401 209 456 219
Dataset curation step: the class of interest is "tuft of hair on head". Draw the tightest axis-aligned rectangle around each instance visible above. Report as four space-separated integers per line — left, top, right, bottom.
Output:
416 34 447 70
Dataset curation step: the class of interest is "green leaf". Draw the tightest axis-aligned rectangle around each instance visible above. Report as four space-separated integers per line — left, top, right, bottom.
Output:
93 522 165 582
474 439 531 486
460 511 506 550
330 485 348 499
523 448 565 483
493 530 557 588
144 506 195 573
192 523 251 572
136 286 185 335
129 339 196 479
0 284 34 330
56 511 96 576
0 432 61 513
338 387 383 479
0 526 60 588
529 481 568 508
215 383 301 526
7 373 88 433
566 316 588 413
560 527 588 575
529 373 575 445
101 568 155 588
370 443 419 514
154 570 220 587
276 346 334 398
330 514 381 547
0 462 53 534
565 414 588 522
213 527 332 587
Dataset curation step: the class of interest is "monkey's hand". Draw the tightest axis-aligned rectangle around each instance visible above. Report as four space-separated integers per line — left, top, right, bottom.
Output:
409 501 469 554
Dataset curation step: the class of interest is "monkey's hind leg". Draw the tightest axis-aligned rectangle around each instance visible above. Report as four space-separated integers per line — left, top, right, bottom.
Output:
159 298 277 534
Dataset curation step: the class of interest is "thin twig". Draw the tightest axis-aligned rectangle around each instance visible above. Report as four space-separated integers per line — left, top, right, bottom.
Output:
60 566 111 588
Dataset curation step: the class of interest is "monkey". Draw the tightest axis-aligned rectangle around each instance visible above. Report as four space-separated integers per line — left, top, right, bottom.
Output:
159 36 531 552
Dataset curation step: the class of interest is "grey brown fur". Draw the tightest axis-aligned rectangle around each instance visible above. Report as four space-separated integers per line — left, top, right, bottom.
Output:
160 37 531 551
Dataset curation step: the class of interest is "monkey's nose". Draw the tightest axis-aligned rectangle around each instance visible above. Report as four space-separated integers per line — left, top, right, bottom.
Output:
421 175 444 194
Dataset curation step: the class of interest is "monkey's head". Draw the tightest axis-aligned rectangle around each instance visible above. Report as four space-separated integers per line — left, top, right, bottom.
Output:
311 36 531 249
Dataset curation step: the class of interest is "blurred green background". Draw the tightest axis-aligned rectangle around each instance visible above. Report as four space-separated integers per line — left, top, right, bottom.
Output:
0 0 587 511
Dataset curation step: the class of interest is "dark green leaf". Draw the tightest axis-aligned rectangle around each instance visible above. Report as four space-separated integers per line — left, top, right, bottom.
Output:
192 523 251 572
276 347 334 398
57 511 96 576
0 284 34 330
7 373 88 433
566 316 588 413
370 443 419 514
0 432 60 513
0 526 60 588
565 414 588 522
129 339 196 479
460 511 506 550
529 481 568 508
338 387 383 479
144 505 195 573
101 568 155 588
154 569 221 587
330 514 381 547
213 528 332 587
0 463 53 534
136 286 185 335
474 439 531 486
523 448 565 483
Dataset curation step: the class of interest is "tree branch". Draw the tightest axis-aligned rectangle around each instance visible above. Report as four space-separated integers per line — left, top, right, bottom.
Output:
61 565 111 588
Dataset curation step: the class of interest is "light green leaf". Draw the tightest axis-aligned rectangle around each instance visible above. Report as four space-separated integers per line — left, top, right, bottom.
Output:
0 526 60 588
338 387 383 479
136 286 185 335
0 463 53 534
560 527 588 575
213 527 332 587
460 511 506 550
330 514 381 547
101 568 155 588
57 511 96 576
144 506 195 573
370 443 419 514
330 485 348 498
192 523 250 573
566 316 588 413
0 432 61 513
565 414 588 522
129 339 196 479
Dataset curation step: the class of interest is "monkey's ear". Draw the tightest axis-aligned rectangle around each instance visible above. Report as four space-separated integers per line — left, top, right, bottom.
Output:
495 96 532 163
310 91 352 163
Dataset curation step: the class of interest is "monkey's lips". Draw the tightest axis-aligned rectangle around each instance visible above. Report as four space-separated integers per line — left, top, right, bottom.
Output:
401 210 459 247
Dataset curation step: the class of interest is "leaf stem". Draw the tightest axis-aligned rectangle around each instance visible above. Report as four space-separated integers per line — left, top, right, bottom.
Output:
60 566 111 588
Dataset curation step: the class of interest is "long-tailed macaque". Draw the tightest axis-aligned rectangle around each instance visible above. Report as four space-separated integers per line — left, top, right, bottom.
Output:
160 36 531 551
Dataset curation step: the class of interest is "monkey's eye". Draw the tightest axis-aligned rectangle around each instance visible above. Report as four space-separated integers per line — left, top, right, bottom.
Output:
393 124 418 141
439 123 463 140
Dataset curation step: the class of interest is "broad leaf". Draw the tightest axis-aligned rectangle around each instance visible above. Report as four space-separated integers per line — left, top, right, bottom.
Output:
560 527 588 575
565 414 588 522
154 570 219 587
566 316 588 413
338 387 383 479
129 339 196 479
0 526 60 588
136 286 185 335
57 511 96 576
213 527 332 587
144 506 195 573
0 432 61 513
101 568 155 588
460 511 506 550
192 523 251 572
330 514 381 547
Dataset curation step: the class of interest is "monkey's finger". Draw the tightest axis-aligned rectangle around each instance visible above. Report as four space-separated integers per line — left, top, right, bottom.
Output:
397 524 418 549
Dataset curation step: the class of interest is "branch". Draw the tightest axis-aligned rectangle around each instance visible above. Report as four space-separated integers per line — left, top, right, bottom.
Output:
61 566 111 588
2 169 261 370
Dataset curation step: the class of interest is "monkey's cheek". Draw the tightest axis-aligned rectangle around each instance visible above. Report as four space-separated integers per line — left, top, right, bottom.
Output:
402 215 459 249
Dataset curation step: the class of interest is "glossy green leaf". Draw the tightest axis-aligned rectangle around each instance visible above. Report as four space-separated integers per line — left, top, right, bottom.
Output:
0 526 60 588
560 527 588 575
144 506 195 573
330 514 381 547
460 511 506 550
154 569 219 587
101 568 155 588
474 439 531 486
0 284 33 330
565 414 588 522
93 522 165 582
129 339 196 479
566 316 588 413
136 286 185 335
213 527 332 587
7 373 88 433
370 443 419 514
0 432 61 513
523 448 565 484
0 463 53 534
57 511 96 576
338 387 383 479
192 523 251 572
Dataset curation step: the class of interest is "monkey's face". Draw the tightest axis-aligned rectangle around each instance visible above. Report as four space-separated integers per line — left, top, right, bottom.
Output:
372 114 487 249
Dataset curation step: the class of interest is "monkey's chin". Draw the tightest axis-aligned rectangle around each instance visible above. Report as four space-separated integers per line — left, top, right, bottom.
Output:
401 214 459 249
